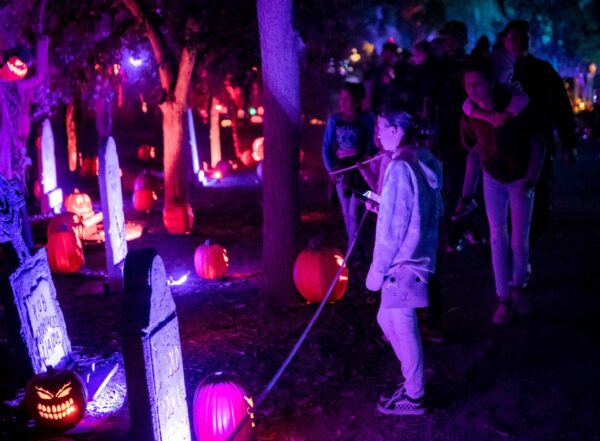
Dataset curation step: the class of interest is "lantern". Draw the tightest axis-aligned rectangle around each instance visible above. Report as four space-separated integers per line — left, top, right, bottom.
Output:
137 144 156 161
79 156 98 177
293 240 348 303
64 189 93 218
25 367 87 431
163 200 194 234
193 372 253 441
47 219 85 274
194 240 228 279
132 189 157 212
240 150 255 167
133 170 162 193
0 56 28 81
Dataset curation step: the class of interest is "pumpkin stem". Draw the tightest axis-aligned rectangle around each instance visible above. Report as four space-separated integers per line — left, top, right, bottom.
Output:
204 239 211 246
307 237 323 250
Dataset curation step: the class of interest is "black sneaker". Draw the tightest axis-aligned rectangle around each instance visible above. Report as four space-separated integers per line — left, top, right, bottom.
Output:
379 383 405 403
377 391 427 416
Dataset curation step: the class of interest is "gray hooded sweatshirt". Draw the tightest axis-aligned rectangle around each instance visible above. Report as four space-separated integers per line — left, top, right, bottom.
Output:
366 145 443 308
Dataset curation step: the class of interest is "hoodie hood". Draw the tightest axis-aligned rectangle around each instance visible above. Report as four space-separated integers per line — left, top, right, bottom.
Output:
393 146 443 191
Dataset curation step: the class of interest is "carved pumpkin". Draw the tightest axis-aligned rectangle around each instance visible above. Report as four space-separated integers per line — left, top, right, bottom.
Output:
215 159 233 177
293 240 348 303
193 372 253 441
251 137 264 162
194 240 228 279
133 170 162 193
48 213 83 239
132 189 157 212
137 144 156 161
163 200 194 234
79 156 98 178
47 219 84 274
25 367 87 431
0 55 28 81
240 150 255 167
64 189 93 218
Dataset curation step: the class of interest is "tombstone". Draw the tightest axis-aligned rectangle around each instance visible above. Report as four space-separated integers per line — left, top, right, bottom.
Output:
188 108 200 178
38 119 63 214
121 249 191 441
98 136 127 292
0 175 72 377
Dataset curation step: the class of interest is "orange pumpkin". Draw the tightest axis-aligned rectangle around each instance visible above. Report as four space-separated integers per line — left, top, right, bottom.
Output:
163 200 194 234
137 144 156 161
64 189 93 218
132 189 157 212
47 222 84 274
215 159 233 177
25 367 87 431
293 240 348 303
133 170 162 193
79 156 98 177
194 240 229 279
240 150 255 167
0 55 28 81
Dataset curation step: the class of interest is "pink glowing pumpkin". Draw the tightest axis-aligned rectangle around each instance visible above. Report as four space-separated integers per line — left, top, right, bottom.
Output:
193 372 253 441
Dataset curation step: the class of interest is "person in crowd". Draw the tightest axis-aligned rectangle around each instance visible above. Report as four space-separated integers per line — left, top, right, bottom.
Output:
322 81 376 250
366 104 443 415
366 42 400 112
408 40 437 124
460 58 545 324
453 50 531 221
502 20 577 256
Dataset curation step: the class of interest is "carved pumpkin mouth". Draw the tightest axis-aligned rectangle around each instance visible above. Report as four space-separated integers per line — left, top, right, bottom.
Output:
37 398 76 420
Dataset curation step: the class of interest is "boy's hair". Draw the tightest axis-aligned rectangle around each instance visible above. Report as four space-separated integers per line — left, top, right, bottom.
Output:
462 55 494 82
342 81 366 104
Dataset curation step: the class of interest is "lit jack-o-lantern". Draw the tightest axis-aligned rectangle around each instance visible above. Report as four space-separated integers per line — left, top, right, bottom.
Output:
163 200 194 234
79 156 99 178
251 137 264 162
137 144 156 161
64 189 93 218
132 189 157 212
194 240 229 279
215 159 234 177
293 239 348 303
25 367 88 431
0 56 28 81
240 150 255 167
193 372 253 441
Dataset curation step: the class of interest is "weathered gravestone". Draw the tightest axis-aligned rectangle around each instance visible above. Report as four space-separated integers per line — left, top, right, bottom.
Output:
187 108 201 178
38 119 63 214
121 249 191 441
98 136 127 292
0 175 72 377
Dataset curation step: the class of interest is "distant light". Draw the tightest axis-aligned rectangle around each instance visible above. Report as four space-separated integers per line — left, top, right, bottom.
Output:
257 106 264 115
129 57 143 67
237 109 245 119
213 171 223 180
113 63 121 75
221 119 232 128
349 48 361 63
248 107 256 116
250 115 263 124
215 104 223 112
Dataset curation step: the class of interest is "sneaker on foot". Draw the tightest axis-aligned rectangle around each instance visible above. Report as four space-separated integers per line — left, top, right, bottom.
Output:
379 383 405 403
452 197 477 221
511 289 532 315
493 300 513 324
377 391 427 416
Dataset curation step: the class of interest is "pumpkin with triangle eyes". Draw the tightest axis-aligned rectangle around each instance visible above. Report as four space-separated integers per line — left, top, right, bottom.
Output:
25 367 87 430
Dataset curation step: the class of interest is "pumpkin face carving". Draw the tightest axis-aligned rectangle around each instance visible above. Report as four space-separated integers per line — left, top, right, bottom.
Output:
0 56 28 81
64 189 93 218
25 368 87 430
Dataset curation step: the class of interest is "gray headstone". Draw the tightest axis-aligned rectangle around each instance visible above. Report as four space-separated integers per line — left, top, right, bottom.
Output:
188 108 200 176
1 247 72 375
98 136 127 292
121 249 191 441
39 119 63 214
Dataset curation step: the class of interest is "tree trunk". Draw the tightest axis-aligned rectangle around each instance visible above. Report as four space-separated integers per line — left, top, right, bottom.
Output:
159 101 187 203
257 0 301 302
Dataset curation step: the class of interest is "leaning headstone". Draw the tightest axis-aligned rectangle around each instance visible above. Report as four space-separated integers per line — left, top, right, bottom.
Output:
188 108 201 177
0 175 72 377
38 119 63 214
121 249 191 441
98 136 127 292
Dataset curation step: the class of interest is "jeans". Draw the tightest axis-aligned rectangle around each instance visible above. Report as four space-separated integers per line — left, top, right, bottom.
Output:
483 173 535 299
335 181 360 244
377 307 425 399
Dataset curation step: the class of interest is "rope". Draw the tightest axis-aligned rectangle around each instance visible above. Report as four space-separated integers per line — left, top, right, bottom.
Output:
328 153 385 176
226 209 370 441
